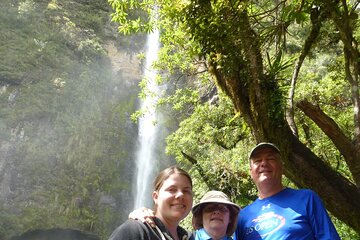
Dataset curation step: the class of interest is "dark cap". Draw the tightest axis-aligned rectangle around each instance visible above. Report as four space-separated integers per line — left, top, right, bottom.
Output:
249 142 280 159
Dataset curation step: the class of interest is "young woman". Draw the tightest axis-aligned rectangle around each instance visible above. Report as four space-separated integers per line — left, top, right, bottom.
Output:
108 165 194 240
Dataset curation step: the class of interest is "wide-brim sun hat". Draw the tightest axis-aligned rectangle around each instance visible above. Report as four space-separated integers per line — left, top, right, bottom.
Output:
192 190 240 236
192 191 240 214
249 142 280 159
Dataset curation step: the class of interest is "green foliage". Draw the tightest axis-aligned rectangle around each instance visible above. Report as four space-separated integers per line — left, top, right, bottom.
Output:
108 0 155 34
166 94 257 206
332 216 360 239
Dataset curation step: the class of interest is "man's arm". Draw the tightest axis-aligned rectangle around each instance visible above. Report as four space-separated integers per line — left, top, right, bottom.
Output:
308 190 341 240
129 207 156 228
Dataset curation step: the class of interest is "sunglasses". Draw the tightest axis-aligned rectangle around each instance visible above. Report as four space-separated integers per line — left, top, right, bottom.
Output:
203 204 229 213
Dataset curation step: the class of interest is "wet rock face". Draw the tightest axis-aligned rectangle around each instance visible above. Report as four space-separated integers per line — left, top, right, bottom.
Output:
10 228 100 240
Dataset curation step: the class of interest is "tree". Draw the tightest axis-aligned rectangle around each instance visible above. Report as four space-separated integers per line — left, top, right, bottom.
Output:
110 0 360 234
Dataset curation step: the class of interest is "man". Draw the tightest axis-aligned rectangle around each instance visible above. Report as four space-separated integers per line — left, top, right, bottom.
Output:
234 142 340 239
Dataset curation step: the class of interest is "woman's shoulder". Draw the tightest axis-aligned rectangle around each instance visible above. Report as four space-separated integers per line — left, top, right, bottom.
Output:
108 219 148 240
177 225 193 240
153 218 192 240
120 219 147 229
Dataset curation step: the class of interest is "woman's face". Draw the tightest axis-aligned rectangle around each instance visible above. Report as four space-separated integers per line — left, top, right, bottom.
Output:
152 173 193 224
202 203 230 236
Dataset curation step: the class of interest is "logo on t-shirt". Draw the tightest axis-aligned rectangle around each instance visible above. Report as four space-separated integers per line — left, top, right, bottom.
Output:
245 212 285 237
262 203 271 210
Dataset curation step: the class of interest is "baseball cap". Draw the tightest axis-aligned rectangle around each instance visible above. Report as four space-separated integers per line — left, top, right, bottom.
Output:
249 142 280 159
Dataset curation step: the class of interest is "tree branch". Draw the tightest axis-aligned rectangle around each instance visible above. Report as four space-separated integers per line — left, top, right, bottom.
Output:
181 151 210 187
286 7 326 136
324 0 360 144
297 99 360 186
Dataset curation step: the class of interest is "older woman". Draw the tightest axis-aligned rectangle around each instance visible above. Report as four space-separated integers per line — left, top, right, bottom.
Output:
108 165 193 240
192 191 240 240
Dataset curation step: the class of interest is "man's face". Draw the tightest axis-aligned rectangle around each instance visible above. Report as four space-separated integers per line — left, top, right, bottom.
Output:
250 147 282 186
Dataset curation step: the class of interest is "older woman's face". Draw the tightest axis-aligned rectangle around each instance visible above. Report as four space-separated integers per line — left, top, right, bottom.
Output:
202 203 230 236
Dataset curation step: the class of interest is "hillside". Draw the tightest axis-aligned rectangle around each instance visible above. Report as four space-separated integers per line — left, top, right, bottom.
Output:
0 0 146 238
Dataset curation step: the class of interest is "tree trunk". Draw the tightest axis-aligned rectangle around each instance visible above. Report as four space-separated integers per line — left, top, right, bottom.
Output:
287 135 360 233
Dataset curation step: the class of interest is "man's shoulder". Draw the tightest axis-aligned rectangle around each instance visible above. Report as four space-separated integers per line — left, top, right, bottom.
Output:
282 187 315 196
240 199 262 212
277 188 320 205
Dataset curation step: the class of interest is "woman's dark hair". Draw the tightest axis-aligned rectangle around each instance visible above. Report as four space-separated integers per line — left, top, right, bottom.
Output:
153 165 192 191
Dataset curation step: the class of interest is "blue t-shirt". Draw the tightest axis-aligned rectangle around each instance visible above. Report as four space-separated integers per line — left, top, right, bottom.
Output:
234 188 340 240
194 228 233 240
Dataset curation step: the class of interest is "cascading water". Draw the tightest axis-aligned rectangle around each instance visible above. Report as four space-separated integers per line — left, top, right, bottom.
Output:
134 29 160 209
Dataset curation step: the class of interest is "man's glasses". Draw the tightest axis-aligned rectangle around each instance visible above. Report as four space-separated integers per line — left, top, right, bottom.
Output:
203 204 229 213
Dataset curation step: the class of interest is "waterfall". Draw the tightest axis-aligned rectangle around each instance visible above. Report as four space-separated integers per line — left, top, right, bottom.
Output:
134 29 160 209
